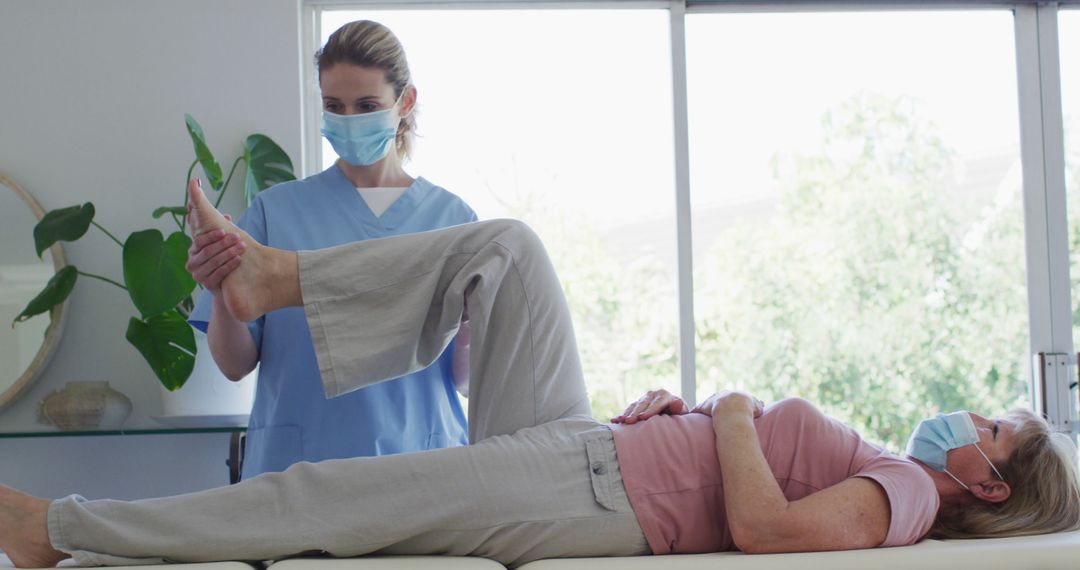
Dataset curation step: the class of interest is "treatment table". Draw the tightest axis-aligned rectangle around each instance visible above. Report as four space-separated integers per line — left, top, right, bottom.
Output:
264 529 1080 570
4 529 1079 569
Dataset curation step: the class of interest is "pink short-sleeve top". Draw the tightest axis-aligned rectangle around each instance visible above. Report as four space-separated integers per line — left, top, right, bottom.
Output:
610 397 939 554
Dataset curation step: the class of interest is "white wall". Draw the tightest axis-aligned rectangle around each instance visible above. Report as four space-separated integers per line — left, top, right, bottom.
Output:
0 0 304 499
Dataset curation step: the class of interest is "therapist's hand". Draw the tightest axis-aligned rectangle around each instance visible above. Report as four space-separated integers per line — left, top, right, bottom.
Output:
612 388 689 425
186 214 244 295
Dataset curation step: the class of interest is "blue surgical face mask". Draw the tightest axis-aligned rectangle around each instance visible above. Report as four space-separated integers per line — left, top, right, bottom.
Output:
320 97 402 166
906 411 1005 491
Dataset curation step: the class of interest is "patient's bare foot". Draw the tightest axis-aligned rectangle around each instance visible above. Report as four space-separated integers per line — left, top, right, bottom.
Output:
0 484 68 568
187 181 300 321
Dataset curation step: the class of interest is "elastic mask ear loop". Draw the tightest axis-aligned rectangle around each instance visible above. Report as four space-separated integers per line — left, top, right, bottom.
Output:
944 469 970 491
974 443 1006 482
945 444 1006 493
391 88 407 119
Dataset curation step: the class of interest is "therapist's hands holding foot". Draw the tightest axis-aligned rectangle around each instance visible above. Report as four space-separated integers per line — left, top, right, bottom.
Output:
185 180 301 322
187 212 243 296
185 184 261 380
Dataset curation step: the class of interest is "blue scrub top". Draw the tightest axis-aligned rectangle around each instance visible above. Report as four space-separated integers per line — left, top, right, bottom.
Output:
190 165 476 479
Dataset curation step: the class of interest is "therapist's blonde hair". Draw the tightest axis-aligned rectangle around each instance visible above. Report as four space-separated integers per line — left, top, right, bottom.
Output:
316 20 417 161
930 408 1080 539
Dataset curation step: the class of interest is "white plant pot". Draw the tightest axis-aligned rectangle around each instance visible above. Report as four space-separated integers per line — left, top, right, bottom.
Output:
155 331 256 428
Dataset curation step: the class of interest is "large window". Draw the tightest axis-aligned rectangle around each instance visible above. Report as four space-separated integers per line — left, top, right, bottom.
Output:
311 3 1077 442
319 9 680 418
686 10 1027 449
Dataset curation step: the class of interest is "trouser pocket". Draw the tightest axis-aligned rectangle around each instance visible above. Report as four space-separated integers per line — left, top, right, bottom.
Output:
585 435 624 511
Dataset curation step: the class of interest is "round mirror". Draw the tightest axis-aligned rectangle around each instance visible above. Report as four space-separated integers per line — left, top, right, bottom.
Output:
0 172 68 412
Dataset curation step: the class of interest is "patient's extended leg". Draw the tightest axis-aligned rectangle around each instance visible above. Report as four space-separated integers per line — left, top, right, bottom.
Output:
40 418 642 567
15 200 610 568
0 485 68 567
186 180 299 322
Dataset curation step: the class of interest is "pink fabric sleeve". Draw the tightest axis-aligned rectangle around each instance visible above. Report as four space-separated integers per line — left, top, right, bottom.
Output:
855 456 940 547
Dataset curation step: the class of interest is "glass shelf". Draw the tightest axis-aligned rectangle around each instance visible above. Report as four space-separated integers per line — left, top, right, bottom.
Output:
0 426 245 438
0 426 250 484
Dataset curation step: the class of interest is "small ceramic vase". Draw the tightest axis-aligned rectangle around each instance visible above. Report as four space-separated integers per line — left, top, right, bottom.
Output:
38 381 133 430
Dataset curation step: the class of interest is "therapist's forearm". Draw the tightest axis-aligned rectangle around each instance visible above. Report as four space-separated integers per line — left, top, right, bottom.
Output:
713 413 791 551
207 294 258 381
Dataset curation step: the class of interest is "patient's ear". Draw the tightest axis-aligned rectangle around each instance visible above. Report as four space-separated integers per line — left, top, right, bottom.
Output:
971 479 1011 503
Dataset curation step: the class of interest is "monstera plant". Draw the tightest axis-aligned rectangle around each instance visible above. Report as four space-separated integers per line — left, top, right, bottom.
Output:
13 115 295 390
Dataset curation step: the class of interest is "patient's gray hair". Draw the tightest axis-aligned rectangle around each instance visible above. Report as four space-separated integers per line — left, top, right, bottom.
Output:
930 408 1080 539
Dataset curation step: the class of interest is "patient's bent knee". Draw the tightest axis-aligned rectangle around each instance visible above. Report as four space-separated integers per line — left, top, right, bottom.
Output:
487 218 544 257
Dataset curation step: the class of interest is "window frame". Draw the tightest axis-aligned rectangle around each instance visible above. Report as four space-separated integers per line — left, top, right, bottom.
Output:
1015 4 1076 433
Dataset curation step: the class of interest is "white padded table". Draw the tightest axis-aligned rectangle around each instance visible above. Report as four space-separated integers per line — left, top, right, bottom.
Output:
518 529 1080 570
270 557 505 570
6 531 1078 569
257 530 1080 570
0 553 259 570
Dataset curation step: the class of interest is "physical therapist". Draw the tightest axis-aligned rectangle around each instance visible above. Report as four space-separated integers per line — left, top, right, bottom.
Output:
186 20 476 479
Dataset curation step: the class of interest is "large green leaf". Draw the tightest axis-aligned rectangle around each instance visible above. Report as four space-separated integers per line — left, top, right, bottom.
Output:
126 311 196 391
12 265 77 325
123 229 196 318
243 134 296 204
184 114 224 191
33 203 95 257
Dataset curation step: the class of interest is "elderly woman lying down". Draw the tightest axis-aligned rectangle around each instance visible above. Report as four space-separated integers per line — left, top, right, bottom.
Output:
1 185 1078 568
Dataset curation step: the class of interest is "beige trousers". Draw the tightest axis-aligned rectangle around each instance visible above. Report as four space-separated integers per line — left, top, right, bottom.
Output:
49 220 649 567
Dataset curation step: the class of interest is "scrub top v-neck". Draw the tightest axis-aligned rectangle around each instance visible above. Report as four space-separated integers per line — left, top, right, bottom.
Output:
190 165 477 479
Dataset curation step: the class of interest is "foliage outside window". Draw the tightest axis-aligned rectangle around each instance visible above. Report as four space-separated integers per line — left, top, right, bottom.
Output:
694 95 1029 451
314 8 1071 450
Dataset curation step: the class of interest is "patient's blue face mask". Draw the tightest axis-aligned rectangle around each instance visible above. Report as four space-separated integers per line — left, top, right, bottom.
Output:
906 411 1006 491
321 93 403 166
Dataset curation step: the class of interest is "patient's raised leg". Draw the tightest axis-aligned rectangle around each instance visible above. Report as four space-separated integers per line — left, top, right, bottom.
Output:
297 218 591 442
191 180 591 442
0 485 67 567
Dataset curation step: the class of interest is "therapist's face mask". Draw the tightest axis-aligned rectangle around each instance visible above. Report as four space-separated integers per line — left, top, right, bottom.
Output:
906 411 1006 491
321 93 403 166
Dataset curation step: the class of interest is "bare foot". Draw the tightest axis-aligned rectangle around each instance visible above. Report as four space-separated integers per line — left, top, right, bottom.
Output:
0 485 68 568
187 181 299 321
